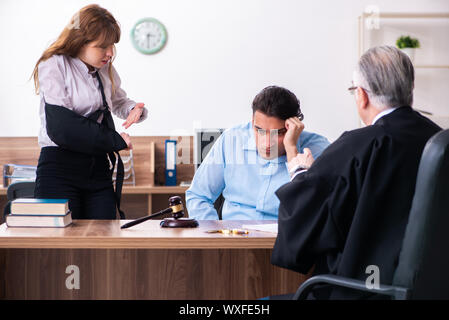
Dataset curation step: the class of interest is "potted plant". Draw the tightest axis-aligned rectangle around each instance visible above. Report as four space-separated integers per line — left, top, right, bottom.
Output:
396 35 420 63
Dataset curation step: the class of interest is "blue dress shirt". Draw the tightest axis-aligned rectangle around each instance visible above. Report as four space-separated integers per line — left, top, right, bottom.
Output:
186 122 330 220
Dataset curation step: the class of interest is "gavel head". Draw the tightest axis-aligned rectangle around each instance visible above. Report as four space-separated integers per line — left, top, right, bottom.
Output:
168 196 184 219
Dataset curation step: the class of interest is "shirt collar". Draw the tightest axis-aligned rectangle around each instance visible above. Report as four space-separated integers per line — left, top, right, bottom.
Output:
71 56 98 75
372 107 398 125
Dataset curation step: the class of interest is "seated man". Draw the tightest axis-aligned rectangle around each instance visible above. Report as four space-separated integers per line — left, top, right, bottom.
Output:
186 86 330 220
271 46 441 299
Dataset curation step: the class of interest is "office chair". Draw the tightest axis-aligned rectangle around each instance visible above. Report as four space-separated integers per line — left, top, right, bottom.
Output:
3 181 36 217
293 128 449 300
213 194 225 220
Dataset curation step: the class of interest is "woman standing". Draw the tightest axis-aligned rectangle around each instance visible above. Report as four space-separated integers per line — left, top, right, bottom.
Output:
31 4 147 219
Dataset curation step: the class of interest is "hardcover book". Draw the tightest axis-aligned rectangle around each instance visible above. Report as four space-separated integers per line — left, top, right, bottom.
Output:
6 211 72 228
11 198 69 215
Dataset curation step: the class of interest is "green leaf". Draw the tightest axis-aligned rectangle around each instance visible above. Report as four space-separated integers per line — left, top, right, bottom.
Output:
396 35 420 49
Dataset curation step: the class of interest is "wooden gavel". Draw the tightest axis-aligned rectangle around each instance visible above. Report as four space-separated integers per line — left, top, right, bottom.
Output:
120 196 198 229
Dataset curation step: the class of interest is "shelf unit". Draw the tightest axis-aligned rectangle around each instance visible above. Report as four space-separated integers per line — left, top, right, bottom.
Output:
0 136 195 222
415 65 449 69
358 12 449 59
357 12 449 128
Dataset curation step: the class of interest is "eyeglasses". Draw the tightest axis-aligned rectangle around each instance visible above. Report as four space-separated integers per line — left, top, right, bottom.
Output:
348 82 371 95
256 128 287 137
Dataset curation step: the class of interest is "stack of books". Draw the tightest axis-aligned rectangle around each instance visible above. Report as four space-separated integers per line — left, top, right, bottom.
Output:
6 198 72 228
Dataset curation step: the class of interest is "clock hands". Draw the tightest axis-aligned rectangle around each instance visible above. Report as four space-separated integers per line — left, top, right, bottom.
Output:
132 18 166 54
146 33 153 49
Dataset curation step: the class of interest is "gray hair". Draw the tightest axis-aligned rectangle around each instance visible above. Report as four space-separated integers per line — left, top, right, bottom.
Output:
354 45 415 109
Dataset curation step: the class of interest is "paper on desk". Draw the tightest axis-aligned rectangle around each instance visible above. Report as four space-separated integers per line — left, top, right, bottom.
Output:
242 223 278 234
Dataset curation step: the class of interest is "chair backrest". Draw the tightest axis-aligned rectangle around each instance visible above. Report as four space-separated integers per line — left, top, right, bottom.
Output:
393 129 449 299
7 181 36 201
3 181 36 217
213 194 225 220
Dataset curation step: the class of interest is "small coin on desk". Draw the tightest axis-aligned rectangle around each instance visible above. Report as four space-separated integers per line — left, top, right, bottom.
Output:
205 229 249 235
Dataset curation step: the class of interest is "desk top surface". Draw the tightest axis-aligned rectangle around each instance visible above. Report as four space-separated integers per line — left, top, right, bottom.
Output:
0 220 278 249
0 185 188 195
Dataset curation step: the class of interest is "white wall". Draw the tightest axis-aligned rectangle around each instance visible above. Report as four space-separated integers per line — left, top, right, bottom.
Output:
0 0 448 141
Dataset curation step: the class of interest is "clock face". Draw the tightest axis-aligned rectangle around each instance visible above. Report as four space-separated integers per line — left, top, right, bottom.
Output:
131 18 167 54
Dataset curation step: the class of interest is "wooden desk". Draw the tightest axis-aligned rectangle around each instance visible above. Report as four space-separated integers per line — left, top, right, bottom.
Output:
0 220 306 299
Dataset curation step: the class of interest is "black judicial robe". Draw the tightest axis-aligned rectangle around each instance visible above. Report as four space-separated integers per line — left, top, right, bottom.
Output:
271 106 441 299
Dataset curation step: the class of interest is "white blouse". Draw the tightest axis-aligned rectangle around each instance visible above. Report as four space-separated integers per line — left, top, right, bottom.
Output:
37 55 147 148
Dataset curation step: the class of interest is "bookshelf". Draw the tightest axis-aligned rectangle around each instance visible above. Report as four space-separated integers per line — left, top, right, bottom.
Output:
357 12 449 128
0 136 194 222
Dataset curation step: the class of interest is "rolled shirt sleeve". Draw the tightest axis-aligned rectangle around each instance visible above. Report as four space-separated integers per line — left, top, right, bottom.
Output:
298 131 331 159
109 65 148 122
186 134 226 220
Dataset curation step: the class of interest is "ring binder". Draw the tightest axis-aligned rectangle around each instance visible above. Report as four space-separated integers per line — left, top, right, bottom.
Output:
165 140 177 186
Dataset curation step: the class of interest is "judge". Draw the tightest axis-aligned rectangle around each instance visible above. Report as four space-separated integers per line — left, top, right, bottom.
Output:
271 46 441 299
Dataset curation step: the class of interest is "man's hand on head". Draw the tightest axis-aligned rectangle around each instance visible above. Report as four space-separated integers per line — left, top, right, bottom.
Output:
283 116 305 162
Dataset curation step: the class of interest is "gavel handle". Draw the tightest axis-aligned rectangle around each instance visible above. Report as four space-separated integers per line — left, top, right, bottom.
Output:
120 207 173 229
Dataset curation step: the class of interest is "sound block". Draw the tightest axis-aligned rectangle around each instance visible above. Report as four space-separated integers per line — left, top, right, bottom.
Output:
160 218 199 228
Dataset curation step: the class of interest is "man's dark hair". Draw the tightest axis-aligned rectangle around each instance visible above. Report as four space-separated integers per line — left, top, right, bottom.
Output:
252 86 303 120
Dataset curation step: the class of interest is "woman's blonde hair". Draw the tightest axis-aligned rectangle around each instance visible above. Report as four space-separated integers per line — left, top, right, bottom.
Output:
32 4 121 95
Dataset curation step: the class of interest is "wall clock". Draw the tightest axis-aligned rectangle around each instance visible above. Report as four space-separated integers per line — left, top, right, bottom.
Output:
130 17 167 54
